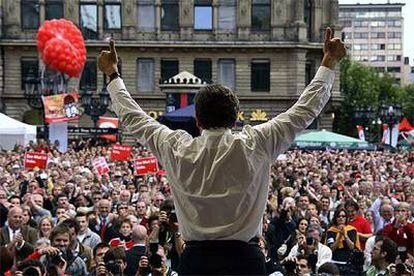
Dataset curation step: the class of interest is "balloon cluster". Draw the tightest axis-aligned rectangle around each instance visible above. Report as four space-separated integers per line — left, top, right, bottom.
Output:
37 19 86 78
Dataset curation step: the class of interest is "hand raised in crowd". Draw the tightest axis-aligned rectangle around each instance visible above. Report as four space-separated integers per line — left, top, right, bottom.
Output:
11 232 24 246
322 27 347 69
159 211 168 224
98 40 118 76
138 255 150 273
39 246 61 256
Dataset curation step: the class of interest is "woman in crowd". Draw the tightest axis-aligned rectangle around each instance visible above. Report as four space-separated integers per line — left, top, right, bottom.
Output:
37 216 54 239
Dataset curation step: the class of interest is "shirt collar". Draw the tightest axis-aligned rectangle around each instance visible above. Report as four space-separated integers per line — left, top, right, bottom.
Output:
201 128 232 136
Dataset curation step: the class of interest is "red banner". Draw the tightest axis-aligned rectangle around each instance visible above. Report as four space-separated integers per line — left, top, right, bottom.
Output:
110 144 132 162
43 93 80 123
98 117 119 142
24 152 48 170
135 157 159 175
92 157 110 175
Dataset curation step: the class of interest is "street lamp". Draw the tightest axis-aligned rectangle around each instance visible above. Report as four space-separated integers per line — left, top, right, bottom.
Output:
80 86 110 127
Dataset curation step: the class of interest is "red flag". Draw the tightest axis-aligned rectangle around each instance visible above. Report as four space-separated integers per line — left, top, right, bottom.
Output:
110 144 132 162
98 117 119 142
356 125 365 141
134 157 159 175
398 118 414 132
382 124 390 144
24 152 48 170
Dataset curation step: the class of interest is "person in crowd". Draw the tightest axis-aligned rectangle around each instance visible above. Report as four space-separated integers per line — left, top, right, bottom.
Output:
125 224 148 276
382 202 414 256
325 208 361 271
89 199 118 243
366 237 398 276
95 246 127 276
37 216 54 239
98 26 346 274
75 211 102 250
92 242 110 270
345 199 372 249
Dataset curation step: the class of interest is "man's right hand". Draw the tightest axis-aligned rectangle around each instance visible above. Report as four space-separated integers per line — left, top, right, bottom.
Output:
98 40 118 76
321 27 347 69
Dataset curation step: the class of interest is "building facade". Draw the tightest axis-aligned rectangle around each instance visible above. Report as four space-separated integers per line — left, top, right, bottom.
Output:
0 0 341 132
339 3 405 84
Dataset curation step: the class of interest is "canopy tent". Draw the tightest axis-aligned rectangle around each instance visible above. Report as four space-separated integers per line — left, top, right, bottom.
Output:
158 104 200 137
0 113 37 150
292 129 375 150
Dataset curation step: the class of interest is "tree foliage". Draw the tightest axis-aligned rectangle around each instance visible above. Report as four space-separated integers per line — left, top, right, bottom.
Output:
334 57 413 137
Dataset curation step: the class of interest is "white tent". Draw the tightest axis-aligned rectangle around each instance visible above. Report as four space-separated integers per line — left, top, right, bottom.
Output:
0 113 37 150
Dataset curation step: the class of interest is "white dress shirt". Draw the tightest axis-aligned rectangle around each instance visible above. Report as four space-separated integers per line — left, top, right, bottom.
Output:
107 66 335 242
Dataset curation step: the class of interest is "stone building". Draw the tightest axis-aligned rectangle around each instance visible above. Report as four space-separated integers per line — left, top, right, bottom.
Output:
0 0 341 131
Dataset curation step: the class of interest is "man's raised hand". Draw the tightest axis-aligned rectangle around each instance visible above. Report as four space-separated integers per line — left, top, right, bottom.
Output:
322 27 347 69
98 40 119 76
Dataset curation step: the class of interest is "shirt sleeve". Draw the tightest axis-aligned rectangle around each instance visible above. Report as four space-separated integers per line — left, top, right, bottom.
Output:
107 78 192 164
251 66 335 160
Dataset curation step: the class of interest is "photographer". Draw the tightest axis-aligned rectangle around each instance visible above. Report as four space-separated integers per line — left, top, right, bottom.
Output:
287 226 332 269
40 224 87 276
281 254 314 276
95 247 127 276
137 245 177 276
366 237 398 276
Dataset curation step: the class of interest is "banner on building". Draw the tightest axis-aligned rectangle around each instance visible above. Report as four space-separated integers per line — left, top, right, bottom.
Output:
42 93 80 123
110 144 133 162
98 117 119 142
92 157 110 175
356 125 365 141
135 156 159 175
24 152 48 170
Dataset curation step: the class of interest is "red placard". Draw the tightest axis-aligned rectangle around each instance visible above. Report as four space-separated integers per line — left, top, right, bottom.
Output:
135 157 159 175
92 157 110 175
24 152 48 170
110 144 132 162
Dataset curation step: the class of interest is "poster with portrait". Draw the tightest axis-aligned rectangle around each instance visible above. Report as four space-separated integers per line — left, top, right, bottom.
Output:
42 93 80 123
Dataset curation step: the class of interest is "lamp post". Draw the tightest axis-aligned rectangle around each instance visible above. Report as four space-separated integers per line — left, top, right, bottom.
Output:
80 86 110 127
379 104 402 146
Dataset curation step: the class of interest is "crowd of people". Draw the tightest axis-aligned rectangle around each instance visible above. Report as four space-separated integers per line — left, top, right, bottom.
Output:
0 138 413 275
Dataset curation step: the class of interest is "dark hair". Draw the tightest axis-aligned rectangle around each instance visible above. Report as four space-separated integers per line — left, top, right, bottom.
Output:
50 224 71 244
195 84 239 129
377 237 398 264
104 246 126 263
56 193 68 200
16 259 45 275
75 211 88 219
8 195 21 203
344 199 359 211
318 262 340 275
331 208 347 226
61 218 80 235
93 242 110 257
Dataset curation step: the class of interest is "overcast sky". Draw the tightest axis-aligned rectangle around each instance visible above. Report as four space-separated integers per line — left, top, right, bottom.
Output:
339 0 414 65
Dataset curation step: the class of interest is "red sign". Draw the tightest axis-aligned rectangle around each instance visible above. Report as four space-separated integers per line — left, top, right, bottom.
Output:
92 157 110 175
98 117 119 142
135 157 159 175
24 152 48 170
110 144 132 162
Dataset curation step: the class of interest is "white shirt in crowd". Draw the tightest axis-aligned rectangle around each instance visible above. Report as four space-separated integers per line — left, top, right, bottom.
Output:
108 66 335 242
288 242 333 269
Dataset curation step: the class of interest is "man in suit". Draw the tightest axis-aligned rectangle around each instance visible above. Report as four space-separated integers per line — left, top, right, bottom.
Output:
0 206 38 261
89 199 119 243
125 224 147 276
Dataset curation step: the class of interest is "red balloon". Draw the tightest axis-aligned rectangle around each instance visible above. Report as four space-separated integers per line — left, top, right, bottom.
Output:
36 19 86 78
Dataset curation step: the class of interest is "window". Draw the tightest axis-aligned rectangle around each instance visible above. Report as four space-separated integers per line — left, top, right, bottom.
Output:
371 55 385 62
46 0 64 20
354 21 369 27
161 0 179 31
194 59 212 83
353 44 368 51
218 59 235 90
104 2 122 29
194 0 212 30
80 59 97 91
370 21 385 27
389 44 401 50
80 3 98 39
21 0 40 29
251 0 270 31
354 32 368 39
388 32 402 38
21 59 39 90
304 0 312 40
137 59 155 92
387 67 401 73
161 60 179 81
138 0 156 31
218 0 236 31
251 60 270 92
375 67 385 73
372 32 385 38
